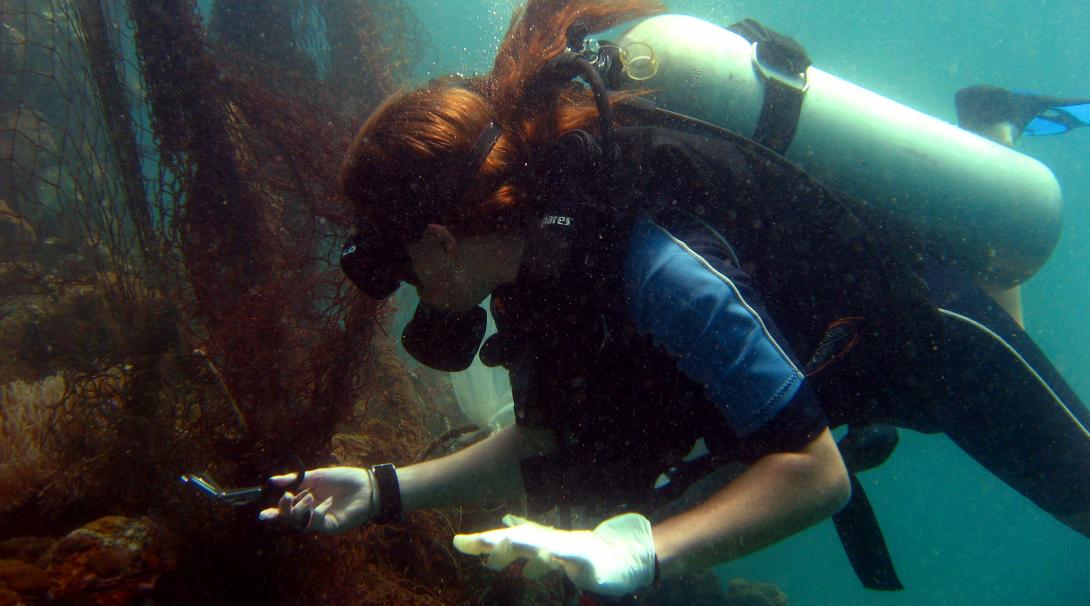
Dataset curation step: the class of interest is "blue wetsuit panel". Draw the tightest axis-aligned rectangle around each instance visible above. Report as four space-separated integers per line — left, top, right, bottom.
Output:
624 211 806 436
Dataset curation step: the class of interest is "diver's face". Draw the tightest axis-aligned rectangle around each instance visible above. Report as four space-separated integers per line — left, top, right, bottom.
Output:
405 227 496 314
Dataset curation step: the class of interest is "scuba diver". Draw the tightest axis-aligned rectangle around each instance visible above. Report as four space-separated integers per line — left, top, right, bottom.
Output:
257 0 1090 599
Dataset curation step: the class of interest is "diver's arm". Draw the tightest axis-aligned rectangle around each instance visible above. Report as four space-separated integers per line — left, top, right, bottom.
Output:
653 427 850 578
398 422 557 511
261 422 555 532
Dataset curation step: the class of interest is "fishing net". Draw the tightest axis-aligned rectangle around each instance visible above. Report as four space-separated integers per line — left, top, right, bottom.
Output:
0 0 551 603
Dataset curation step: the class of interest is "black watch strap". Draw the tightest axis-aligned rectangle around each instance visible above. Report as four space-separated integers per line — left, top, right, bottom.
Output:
370 463 402 523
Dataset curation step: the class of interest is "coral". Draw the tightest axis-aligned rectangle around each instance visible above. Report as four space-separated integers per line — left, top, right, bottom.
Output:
45 516 177 606
0 375 64 515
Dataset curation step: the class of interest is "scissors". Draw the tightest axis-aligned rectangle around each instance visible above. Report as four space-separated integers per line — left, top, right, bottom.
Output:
180 456 306 507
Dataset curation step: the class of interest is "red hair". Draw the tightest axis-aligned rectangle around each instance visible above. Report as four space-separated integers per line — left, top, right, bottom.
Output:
340 0 665 236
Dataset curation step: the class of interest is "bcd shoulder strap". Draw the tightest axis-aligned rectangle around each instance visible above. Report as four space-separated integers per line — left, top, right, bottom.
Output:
726 19 811 154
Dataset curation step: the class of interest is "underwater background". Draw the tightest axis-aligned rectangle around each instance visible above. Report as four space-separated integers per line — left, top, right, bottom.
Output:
407 1 1090 605
1 0 1087 604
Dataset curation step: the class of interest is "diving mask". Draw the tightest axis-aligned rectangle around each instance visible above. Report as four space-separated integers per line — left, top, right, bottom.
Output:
340 227 487 372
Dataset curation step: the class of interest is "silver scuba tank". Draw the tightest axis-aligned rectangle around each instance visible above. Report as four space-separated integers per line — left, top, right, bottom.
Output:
613 15 1063 287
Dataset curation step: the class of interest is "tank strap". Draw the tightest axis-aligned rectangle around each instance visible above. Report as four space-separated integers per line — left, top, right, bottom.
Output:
727 19 811 154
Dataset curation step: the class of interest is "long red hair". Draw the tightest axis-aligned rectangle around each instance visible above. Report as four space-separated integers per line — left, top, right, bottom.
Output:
340 0 664 236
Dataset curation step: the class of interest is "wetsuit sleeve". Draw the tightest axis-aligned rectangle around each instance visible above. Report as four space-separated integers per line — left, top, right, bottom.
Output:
623 210 826 448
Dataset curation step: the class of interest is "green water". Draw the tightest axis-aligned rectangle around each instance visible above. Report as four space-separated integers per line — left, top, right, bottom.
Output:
405 1 1090 604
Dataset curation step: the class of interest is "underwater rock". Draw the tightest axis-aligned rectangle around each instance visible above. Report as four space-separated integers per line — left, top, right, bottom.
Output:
45 516 177 606
723 578 789 606
0 558 48 605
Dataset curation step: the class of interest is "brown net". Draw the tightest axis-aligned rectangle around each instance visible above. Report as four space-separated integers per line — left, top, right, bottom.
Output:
0 0 562 604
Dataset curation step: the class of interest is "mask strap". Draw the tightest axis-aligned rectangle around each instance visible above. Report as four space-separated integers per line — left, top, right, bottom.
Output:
451 120 503 203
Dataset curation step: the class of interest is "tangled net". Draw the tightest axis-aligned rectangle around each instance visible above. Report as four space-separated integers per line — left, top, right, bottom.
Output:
0 0 563 603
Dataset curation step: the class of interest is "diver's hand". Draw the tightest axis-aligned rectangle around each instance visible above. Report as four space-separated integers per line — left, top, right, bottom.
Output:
453 513 657 596
258 466 374 533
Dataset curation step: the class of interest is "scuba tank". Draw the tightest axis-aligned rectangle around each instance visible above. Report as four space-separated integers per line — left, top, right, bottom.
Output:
610 15 1062 288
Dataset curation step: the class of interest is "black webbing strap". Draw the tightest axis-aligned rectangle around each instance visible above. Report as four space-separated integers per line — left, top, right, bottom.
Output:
832 424 904 591
727 19 811 154
833 475 904 590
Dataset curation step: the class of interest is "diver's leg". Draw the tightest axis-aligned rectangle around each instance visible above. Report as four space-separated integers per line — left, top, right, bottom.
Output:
923 267 1090 536
960 83 1038 327
935 305 1090 537
983 283 1024 328
941 362 1090 537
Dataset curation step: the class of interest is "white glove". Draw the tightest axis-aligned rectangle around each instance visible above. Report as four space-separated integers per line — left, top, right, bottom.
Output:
452 512 657 596
258 466 375 533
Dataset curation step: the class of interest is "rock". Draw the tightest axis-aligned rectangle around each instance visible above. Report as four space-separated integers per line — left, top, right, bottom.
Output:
0 558 48 605
46 516 177 606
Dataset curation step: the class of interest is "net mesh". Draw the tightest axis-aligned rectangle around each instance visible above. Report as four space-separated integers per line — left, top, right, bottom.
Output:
0 0 561 603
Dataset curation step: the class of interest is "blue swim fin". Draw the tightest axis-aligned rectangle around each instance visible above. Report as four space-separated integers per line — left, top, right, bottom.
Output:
1022 96 1090 136
956 85 1090 142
